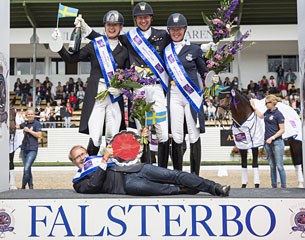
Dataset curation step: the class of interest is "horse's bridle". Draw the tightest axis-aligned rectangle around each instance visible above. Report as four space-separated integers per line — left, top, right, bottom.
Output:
218 90 233 111
213 90 233 129
217 89 245 128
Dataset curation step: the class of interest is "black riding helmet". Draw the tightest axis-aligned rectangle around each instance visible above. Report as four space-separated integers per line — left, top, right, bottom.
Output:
133 2 154 17
167 13 188 29
103 10 124 25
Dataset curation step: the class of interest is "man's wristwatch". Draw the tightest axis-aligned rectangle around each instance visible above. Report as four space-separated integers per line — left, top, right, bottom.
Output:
271 136 275 140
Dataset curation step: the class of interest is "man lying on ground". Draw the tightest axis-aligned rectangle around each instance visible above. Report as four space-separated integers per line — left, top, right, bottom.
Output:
69 129 230 196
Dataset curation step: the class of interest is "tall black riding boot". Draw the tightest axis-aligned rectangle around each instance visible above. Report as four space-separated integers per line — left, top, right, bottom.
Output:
171 140 183 171
190 138 201 175
87 138 100 156
141 144 151 163
157 140 170 168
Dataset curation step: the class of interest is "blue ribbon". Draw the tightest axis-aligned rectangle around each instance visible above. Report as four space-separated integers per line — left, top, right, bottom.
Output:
126 28 168 92
72 156 115 182
164 42 203 113
92 36 122 103
231 89 237 109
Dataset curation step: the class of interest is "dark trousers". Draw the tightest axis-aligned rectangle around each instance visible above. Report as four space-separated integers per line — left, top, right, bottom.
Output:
124 164 217 196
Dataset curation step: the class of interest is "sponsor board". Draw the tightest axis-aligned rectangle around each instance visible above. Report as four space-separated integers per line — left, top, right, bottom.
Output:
0 198 305 239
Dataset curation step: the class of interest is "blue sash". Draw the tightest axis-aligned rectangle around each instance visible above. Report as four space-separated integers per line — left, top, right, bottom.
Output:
164 43 203 112
72 156 115 183
92 36 121 103
126 28 169 92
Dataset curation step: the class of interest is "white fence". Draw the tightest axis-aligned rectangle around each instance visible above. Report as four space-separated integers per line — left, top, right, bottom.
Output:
13 127 244 163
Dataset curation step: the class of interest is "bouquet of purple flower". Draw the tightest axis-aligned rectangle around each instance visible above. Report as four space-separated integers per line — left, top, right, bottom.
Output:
202 0 251 74
134 66 158 85
95 67 142 101
202 0 239 43
128 91 155 145
206 30 250 73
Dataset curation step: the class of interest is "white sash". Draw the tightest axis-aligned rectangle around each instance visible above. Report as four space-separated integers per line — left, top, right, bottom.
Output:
72 156 102 183
164 43 203 112
92 36 121 103
126 28 169 92
72 156 115 183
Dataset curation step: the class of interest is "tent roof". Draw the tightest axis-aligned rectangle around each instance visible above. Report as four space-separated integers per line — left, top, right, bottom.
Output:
11 0 297 28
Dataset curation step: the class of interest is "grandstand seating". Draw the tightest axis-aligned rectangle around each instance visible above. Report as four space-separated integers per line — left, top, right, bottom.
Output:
10 91 230 128
10 91 82 127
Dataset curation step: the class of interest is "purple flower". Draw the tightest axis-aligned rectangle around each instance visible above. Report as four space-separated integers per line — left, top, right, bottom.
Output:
131 75 138 82
118 74 124 81
122 89 132 99
212 18 223 24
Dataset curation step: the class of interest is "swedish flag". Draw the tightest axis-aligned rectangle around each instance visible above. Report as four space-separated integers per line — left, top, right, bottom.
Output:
203 84 227 97
57 3 79 18
146 111 167 126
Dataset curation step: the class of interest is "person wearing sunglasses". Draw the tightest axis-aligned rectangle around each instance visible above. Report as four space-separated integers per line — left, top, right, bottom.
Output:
250 95 286 188
68 129 230 196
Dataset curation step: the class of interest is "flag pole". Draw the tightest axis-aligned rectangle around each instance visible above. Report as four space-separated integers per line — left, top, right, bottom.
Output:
56 3 60 28
56 16 59 29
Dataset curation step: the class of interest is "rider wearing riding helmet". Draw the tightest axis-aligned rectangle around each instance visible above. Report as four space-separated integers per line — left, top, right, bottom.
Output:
83 2 172 166
55 10 129 155
163 13 208 175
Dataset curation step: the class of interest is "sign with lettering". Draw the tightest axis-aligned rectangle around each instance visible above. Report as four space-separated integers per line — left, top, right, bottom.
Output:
220 129 235 146
0 198 304 239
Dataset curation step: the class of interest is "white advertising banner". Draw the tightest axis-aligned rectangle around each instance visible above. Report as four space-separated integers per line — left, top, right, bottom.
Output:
1 198 305 239
0 0 9 191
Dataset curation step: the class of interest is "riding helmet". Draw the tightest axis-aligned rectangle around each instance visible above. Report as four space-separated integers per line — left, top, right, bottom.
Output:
133 2 154 17
167 13 188 29
103 10 124 25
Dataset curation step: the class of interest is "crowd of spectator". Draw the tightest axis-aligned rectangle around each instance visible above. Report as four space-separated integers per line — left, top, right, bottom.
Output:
12 76 88 128
203 67 300 122
11 67 300 128
246 68 300 114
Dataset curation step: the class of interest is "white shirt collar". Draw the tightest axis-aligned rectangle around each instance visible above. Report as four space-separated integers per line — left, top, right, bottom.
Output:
173 38 190 46
108 39 119 51
140 27 152 39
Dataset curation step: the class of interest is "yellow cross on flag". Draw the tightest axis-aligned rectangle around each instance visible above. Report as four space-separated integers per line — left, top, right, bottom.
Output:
57 3 78 18
145 111 166 126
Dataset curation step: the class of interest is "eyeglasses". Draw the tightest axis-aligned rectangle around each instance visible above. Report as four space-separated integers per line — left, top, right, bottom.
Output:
265 101 272 105
73 152 87 161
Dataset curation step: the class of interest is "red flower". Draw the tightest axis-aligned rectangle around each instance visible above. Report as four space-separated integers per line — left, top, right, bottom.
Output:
111 131 141 161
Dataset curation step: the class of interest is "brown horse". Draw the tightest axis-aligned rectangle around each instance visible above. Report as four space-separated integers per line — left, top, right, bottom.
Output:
217 87 304 188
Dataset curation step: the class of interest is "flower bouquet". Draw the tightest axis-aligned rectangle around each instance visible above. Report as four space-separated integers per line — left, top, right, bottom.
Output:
129 91 155 145
138 72 158 85
205 30 250 74
201 0 251 96
202 0 240 44
95 67 142 101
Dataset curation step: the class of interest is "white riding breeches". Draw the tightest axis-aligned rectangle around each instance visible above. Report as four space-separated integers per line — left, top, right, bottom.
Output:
88 82 122 147
134 84 168 142
170 86 200 144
